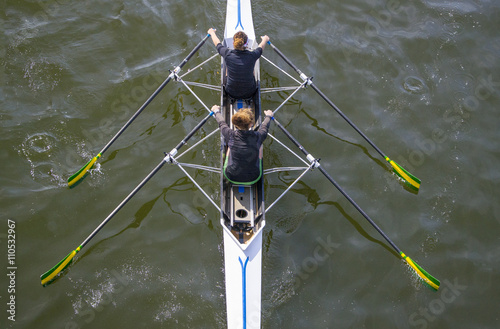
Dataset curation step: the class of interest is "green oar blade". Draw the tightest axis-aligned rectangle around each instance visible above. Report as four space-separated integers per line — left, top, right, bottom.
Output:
41 246 81 286
385 157 421 191
401 252 440 291
67 154 101 188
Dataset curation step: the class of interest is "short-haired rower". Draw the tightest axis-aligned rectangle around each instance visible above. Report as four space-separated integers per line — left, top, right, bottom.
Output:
208 28 269 100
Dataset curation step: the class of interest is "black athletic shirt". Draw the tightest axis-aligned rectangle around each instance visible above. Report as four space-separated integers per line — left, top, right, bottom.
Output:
216 43 263 99
214 112 272 183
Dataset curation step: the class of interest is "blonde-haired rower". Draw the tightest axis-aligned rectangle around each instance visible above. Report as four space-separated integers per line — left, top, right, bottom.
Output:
212 105 273 184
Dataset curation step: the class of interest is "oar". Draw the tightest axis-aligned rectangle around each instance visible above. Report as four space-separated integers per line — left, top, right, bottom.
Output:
271 116 440 291
67 33 211 188
42 111 215 286
267 41 421 191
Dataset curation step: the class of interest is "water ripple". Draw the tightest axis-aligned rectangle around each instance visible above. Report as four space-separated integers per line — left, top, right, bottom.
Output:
20 132 66 187
402 76 428 94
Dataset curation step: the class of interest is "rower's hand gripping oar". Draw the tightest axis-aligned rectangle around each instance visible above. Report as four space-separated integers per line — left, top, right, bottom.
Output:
270 114 440 291
267 41 421 191
42 110 215 286
67 33 211 188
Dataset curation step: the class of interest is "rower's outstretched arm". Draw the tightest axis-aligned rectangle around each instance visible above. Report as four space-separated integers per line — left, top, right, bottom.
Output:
211 105 232 139
208 28 221 46
257 110 274 140
259 35 270 50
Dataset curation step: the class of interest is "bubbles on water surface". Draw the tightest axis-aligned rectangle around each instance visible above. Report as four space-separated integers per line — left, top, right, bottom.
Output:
154 301 183 324
402 260 424 291
67 258 155 320
267 267 297 306
23 57 64 92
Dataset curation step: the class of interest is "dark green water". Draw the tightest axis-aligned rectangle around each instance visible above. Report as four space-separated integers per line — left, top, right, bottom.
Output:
2 0 500 328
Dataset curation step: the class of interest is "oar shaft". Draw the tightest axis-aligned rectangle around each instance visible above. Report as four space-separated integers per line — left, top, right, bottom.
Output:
267 41 304 76
83 112 214 248
269 41 423 191
81 159 166 249
100 77 173 155
272 118 309 157
44 115 215 285
178 33 211 69
316 161 437 289
99 34 210 155
171 112 214 154
309 83 386 158
268 41 386 159
272 117 401 254
68 35 211 188
316 165 400 253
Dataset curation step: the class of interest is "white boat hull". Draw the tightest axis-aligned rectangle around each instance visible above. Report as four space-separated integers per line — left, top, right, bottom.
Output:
223 228 263 329
224 0 256 45
221 1 264 328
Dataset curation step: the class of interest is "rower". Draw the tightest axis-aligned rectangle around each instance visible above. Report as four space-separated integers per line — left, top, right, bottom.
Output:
211 105 273 185
208 28 269 101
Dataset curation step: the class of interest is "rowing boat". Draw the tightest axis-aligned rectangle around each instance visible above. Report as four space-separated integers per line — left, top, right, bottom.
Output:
220 1 264 328
41 0 441 327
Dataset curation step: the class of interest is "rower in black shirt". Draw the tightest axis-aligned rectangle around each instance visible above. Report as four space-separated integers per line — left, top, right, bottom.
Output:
211 105 273 184
208 28 269 99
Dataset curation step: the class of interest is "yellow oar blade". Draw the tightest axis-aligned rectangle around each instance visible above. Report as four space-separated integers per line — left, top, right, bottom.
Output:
40 247 81 286
67 154 101 188
385 157 421 191
401 252 440 291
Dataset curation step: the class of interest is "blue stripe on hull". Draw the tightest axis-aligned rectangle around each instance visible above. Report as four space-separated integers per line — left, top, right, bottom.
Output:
235 0 244 30
239 256 249 328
